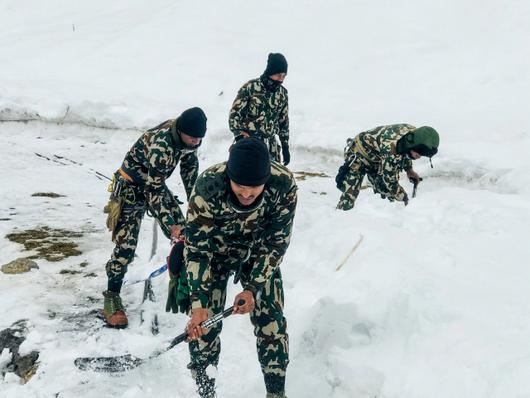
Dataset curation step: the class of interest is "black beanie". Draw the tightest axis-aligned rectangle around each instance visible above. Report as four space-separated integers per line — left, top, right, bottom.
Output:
264 53 288 76
176 107 207 138
227 138 271 186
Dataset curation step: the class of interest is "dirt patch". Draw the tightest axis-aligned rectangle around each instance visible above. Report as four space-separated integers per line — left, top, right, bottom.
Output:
6 226 83 262
59 269 82 275
293 171 330 181
31 192 66 198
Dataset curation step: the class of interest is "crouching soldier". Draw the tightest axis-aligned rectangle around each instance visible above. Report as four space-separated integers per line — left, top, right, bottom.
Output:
229 53 291 165
336 124 439 210
102 107 207 327
183 138 297 397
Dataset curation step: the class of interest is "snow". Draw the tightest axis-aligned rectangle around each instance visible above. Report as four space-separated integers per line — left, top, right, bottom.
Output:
1 1 529 397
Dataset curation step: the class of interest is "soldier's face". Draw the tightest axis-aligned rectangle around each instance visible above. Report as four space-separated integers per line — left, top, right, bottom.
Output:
229 181 265 206
409 149 422 160
180 132 202 148
269 73 286 83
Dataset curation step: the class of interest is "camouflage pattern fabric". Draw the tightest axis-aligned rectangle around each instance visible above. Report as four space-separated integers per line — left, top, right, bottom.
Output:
337 124 416 210
184 161 297 392
229 77 289 162
105 119 199 283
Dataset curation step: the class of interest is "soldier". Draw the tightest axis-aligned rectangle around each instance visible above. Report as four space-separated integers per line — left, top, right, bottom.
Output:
335 124 439 210
183 138 297 398
102 107 207 328
229 53 291 165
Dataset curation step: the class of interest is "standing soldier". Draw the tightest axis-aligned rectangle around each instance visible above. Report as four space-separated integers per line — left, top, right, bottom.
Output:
102 107 207 328
229 53 291 166
335 124 439 210
183 138 297 398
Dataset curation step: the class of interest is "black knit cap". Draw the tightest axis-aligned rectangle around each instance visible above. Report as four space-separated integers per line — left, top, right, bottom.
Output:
264 53 288 76
227 138 271 186
176 107 207 138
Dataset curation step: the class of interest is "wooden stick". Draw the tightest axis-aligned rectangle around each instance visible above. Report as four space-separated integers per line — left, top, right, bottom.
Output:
336 234 364 271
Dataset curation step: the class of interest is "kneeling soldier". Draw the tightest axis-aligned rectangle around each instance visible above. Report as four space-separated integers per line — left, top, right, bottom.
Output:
336 124 439 210
184 138 297 398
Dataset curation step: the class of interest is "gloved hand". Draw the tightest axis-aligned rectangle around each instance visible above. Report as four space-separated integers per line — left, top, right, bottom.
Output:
281 142 290 166
335 164 349 190
403 193 409 206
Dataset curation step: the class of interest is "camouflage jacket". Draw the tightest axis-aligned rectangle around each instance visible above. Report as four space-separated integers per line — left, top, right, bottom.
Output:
229 77 289 144
348 124 416 200
184 161 298 309
120 119 199 228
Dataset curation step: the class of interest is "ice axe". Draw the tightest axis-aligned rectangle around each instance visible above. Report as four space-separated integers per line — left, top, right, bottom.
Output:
74 299 246 373
410 177 423 198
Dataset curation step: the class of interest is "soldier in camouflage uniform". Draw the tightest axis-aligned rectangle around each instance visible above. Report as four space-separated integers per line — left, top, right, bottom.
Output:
335 124 440 210
229 53 291 165
184 138 297 398
102 107 207 327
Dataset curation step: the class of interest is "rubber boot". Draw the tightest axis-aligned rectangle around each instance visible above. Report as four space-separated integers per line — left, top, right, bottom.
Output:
102 290 128 328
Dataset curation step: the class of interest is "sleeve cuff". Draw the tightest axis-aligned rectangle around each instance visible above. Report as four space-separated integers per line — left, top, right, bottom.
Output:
190 293 209 309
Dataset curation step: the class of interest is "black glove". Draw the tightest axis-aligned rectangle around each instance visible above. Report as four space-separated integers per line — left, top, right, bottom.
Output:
335 164 349 190
403 193 409 206
281 142 290 166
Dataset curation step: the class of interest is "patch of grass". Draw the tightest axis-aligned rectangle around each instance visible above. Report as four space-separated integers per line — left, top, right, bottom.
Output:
84 272 97 278
59 269 82 275
31 192 66 198
6 226 83 262
293 171 330 181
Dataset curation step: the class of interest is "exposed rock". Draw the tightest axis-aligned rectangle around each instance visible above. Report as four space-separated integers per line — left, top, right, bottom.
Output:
1 258 39 274
0 320 39 383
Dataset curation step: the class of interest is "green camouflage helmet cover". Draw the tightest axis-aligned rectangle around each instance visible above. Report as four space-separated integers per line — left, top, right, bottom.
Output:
403 126 440 157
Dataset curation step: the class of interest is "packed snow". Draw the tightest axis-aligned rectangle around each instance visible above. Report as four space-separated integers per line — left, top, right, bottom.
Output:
1 1 529 397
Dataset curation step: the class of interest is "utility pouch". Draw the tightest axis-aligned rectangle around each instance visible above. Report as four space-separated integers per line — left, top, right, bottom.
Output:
104 175 125 240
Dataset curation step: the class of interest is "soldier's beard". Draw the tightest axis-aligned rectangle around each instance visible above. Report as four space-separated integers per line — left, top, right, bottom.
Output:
181 141 201 154
227 190 265 214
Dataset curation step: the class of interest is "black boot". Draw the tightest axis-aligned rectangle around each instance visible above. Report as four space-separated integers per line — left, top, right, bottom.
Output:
188 362 216 398
264 373 286 397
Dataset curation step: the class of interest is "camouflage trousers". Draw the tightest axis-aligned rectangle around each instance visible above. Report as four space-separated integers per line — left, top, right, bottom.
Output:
105 176 147 285
254 134 282 163
189 263 289 393
105 174 178 286
336 157 389 210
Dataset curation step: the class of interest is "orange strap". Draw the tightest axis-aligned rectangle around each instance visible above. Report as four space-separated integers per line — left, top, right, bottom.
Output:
118 167 133 183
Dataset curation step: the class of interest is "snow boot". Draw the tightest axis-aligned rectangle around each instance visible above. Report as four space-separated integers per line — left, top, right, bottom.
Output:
265 373 286 398
189 363 216 398
102 290 128 328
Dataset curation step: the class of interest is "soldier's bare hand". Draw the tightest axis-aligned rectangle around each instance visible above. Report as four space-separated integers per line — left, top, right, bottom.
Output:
233 290 255 314
240 131 250 138
170 225 183 241
406 169 421 184
186 308 209 341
